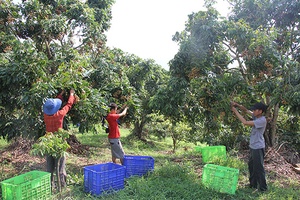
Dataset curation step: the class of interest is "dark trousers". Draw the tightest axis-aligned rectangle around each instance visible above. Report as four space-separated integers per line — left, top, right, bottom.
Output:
46 155 67 187
248 148 267 191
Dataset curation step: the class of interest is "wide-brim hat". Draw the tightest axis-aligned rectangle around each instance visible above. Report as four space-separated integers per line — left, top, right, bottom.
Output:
43 98 62 115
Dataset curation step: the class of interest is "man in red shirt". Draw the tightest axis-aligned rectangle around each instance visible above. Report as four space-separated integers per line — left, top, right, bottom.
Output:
43 89 75 188
106 103 128 165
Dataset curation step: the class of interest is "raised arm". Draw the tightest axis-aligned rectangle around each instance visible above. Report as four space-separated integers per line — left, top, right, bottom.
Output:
231 106 254 126
58 89 75 115
118 107 128 117
231 101 253 116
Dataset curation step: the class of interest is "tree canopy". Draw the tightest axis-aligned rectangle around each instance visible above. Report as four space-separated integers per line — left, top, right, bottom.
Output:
156 0 300 149
0 0 168 140
1 0 299 152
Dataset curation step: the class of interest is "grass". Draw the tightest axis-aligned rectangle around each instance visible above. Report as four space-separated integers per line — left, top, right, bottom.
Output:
0 137 8 151
1 127 300 200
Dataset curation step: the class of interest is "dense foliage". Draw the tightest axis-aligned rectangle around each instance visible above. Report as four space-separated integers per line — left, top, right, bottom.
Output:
152 0 300 150
31 128 70 158
1 0 299 152
0 0 168 140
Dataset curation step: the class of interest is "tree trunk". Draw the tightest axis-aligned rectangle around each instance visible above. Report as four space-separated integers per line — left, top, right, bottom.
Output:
171 124 177 153
172 135 177 153
265 103 279 147
270 103 280 146
133 121 143 139
133 117 147 140
264 125 271 148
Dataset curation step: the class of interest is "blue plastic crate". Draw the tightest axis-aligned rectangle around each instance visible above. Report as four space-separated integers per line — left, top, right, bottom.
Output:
123 155 154 178
83 163 126 196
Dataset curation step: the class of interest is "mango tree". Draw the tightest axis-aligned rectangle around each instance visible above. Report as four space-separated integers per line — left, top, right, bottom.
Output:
0 0 114 139
86 46 169 140
168 0 300 148
226 0 300 147
126 59 169 140
149 77 194 151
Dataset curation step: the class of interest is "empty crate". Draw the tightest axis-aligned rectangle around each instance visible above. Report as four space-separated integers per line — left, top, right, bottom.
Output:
1 170 51 200
123 155 155 178
83 163 126 196
202 164 239 195
194 144 208 153
201 145 226 163
194 146 203 153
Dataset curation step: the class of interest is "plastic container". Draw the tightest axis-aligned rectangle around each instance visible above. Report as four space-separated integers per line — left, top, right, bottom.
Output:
194 144 208 153
83 162 126 196
123 155 155 178
201 145 227 163
202 164 239 195
1 170 51 200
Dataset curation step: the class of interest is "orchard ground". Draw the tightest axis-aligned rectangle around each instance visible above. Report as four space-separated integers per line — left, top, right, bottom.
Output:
0 127 299 200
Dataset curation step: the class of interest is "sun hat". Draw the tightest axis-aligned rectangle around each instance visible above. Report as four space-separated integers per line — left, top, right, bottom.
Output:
43 98 62 115
250 102 267 113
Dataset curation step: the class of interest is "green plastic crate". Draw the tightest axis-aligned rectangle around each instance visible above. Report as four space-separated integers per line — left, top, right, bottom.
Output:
1 170 51 200
194 146 203 153
202 164 239 195
194 144 208 153
201 145 226 163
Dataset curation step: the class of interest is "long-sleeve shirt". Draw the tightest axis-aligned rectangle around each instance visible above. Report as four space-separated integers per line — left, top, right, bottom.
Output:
44 94 75 133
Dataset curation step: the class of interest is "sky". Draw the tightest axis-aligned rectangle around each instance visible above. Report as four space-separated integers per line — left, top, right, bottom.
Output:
105 0 231 70
11 0 230 70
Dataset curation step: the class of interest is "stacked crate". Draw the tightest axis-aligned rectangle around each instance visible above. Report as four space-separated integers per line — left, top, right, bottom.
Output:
83 155 155 196
195 145 240 195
